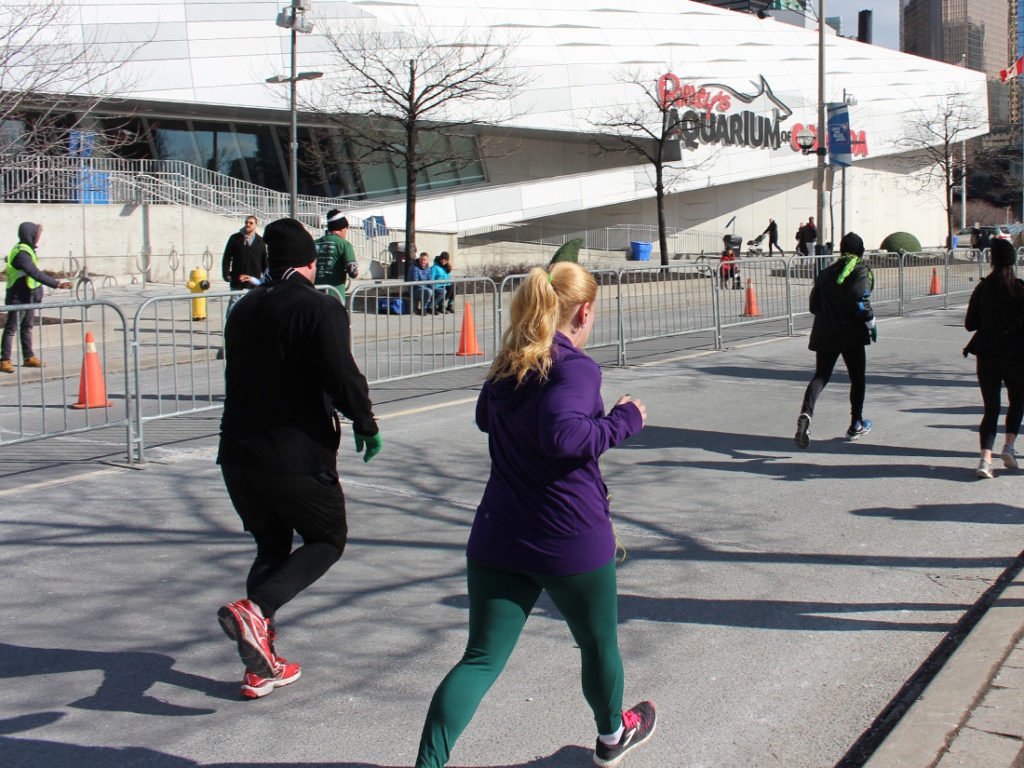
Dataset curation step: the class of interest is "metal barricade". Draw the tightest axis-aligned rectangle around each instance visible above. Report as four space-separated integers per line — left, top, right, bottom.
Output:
715 256 789 331
0 299 132 459
347 277 498 384
130 291 237 461
899 250 948 312
497 269 621 355
618 262 719 357
945 248 984 301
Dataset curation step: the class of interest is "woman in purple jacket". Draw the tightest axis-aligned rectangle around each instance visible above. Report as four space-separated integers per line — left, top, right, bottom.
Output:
415 262 655 768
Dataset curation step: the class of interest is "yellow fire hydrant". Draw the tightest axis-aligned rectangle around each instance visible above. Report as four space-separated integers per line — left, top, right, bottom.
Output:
185 268 211 321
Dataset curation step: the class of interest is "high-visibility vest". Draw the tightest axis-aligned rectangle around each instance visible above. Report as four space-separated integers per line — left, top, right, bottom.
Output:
7 242 40 290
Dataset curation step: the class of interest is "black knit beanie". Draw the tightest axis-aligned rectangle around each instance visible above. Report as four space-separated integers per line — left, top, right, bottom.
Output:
264 218 317 270
991 239 1016 267
839 232 864 257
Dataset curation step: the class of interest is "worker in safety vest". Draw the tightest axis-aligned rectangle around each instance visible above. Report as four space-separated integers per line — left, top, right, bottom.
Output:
2 222 72 373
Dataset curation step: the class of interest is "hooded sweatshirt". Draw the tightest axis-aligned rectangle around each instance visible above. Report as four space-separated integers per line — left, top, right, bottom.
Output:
466 332 643 575
7 222 59 303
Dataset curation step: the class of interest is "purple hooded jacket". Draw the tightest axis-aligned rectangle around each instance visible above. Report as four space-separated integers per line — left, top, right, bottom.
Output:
466 332 644 575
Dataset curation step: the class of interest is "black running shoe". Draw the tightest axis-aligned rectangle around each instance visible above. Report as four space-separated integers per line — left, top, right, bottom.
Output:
794 413 811 449
593 701 656 767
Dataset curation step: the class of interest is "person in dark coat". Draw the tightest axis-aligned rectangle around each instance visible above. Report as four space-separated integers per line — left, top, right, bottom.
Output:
794 232 875 448
414 262 655 768
963 239 1024 478
762 218 782 256
221 215 268 290
215 218 381 699
2 222 72 373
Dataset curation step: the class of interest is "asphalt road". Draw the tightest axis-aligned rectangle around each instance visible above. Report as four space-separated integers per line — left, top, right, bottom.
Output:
2 304 1023 768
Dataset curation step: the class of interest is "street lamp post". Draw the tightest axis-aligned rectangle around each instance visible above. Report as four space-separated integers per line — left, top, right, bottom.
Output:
268 0 320 220
815 0 827 255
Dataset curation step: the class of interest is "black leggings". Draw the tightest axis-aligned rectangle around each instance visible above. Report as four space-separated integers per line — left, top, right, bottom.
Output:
976 356 1024 452
221 465 347 619
800 346 866 423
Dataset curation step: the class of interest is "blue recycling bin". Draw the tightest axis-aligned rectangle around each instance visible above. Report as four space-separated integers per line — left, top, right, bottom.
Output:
630 241 652 261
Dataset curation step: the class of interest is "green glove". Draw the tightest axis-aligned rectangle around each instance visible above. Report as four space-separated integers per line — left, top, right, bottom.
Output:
870 326 878 343
354 431 382 462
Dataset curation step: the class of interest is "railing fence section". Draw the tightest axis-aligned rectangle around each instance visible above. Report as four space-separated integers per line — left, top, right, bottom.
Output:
0 249 988 463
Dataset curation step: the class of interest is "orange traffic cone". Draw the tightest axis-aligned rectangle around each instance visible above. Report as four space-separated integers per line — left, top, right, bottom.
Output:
456 301 483 356
928 267 941 295
71 332 112 409
742 279 760 316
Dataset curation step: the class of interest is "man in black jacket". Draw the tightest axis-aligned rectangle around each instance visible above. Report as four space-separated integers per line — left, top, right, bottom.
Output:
794 232 875 448
216 218 382 699
221 215 268 291
2 222 72 373
762 218 782 257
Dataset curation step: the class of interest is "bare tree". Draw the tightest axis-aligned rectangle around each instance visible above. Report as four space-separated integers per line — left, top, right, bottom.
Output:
591 70 713 266
0 0 144 196
305 23 529 258
897 91 986 248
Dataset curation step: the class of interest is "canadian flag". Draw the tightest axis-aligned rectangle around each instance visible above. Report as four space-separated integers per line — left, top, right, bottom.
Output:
1000 56 1024 82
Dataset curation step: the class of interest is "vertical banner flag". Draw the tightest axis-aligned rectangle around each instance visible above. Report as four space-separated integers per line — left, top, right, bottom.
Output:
826 104 852 167
1001 55 1024 82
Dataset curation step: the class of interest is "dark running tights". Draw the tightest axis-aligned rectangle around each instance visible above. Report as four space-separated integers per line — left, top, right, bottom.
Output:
976 356 1024 452
800 346 866 424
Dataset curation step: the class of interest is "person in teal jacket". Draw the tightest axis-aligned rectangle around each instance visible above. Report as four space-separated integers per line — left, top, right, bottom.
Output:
430 252 455 313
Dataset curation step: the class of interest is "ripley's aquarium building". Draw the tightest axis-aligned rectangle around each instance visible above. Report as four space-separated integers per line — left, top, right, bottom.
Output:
0 0 991 257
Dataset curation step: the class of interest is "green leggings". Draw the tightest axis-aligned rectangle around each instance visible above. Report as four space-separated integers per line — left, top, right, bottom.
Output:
415 558 623 768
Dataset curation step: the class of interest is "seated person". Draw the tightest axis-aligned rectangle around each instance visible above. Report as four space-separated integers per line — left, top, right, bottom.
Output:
719 248 738 288
431 252 455 313
407 252 444 314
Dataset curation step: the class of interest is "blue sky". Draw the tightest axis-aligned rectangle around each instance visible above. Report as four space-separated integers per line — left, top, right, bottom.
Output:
824 0 899 50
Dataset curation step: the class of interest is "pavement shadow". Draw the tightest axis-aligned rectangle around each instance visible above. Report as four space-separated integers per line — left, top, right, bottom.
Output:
853 502 1024 525
0 642 236 716
620 424 977 461
0 729 591 768
697 364 974 390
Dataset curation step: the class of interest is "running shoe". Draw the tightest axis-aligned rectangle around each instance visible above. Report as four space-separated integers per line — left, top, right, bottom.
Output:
976 460 994 479
846 419 872 440
217 599 275 678
794 413 811 449
1001 446 1018 470
593 701 656 767
240 657 301 699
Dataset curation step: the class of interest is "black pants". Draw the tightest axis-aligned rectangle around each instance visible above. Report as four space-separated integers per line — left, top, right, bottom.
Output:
221 465 348 619
767 237 781 257
976 356 1024 452
800 346 866 424
1 302 36 362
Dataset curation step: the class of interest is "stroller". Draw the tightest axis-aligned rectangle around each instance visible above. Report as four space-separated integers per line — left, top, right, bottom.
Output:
746 233 765 256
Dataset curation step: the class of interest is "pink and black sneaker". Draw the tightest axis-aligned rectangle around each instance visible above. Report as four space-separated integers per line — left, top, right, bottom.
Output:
217 599 275 678
240 657 301 699
593 701 656 767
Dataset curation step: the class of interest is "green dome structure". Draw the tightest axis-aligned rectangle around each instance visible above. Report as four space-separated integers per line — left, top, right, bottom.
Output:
879 232 922 253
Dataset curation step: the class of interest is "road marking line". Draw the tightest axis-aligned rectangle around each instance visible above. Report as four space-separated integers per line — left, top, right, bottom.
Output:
376 395 477 420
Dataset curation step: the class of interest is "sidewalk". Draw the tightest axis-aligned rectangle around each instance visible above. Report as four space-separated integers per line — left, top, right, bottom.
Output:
863 565 1024 767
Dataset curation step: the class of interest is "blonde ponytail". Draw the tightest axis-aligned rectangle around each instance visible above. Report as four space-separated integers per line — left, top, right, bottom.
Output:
487 262 598 384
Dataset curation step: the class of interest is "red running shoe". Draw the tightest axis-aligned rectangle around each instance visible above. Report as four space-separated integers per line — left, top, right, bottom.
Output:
593 701 656 767
240 657 301 699
217 599 275 678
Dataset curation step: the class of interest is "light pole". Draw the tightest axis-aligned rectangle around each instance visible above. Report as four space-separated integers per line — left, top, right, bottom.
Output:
815 0 827 255
268 0 321 220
